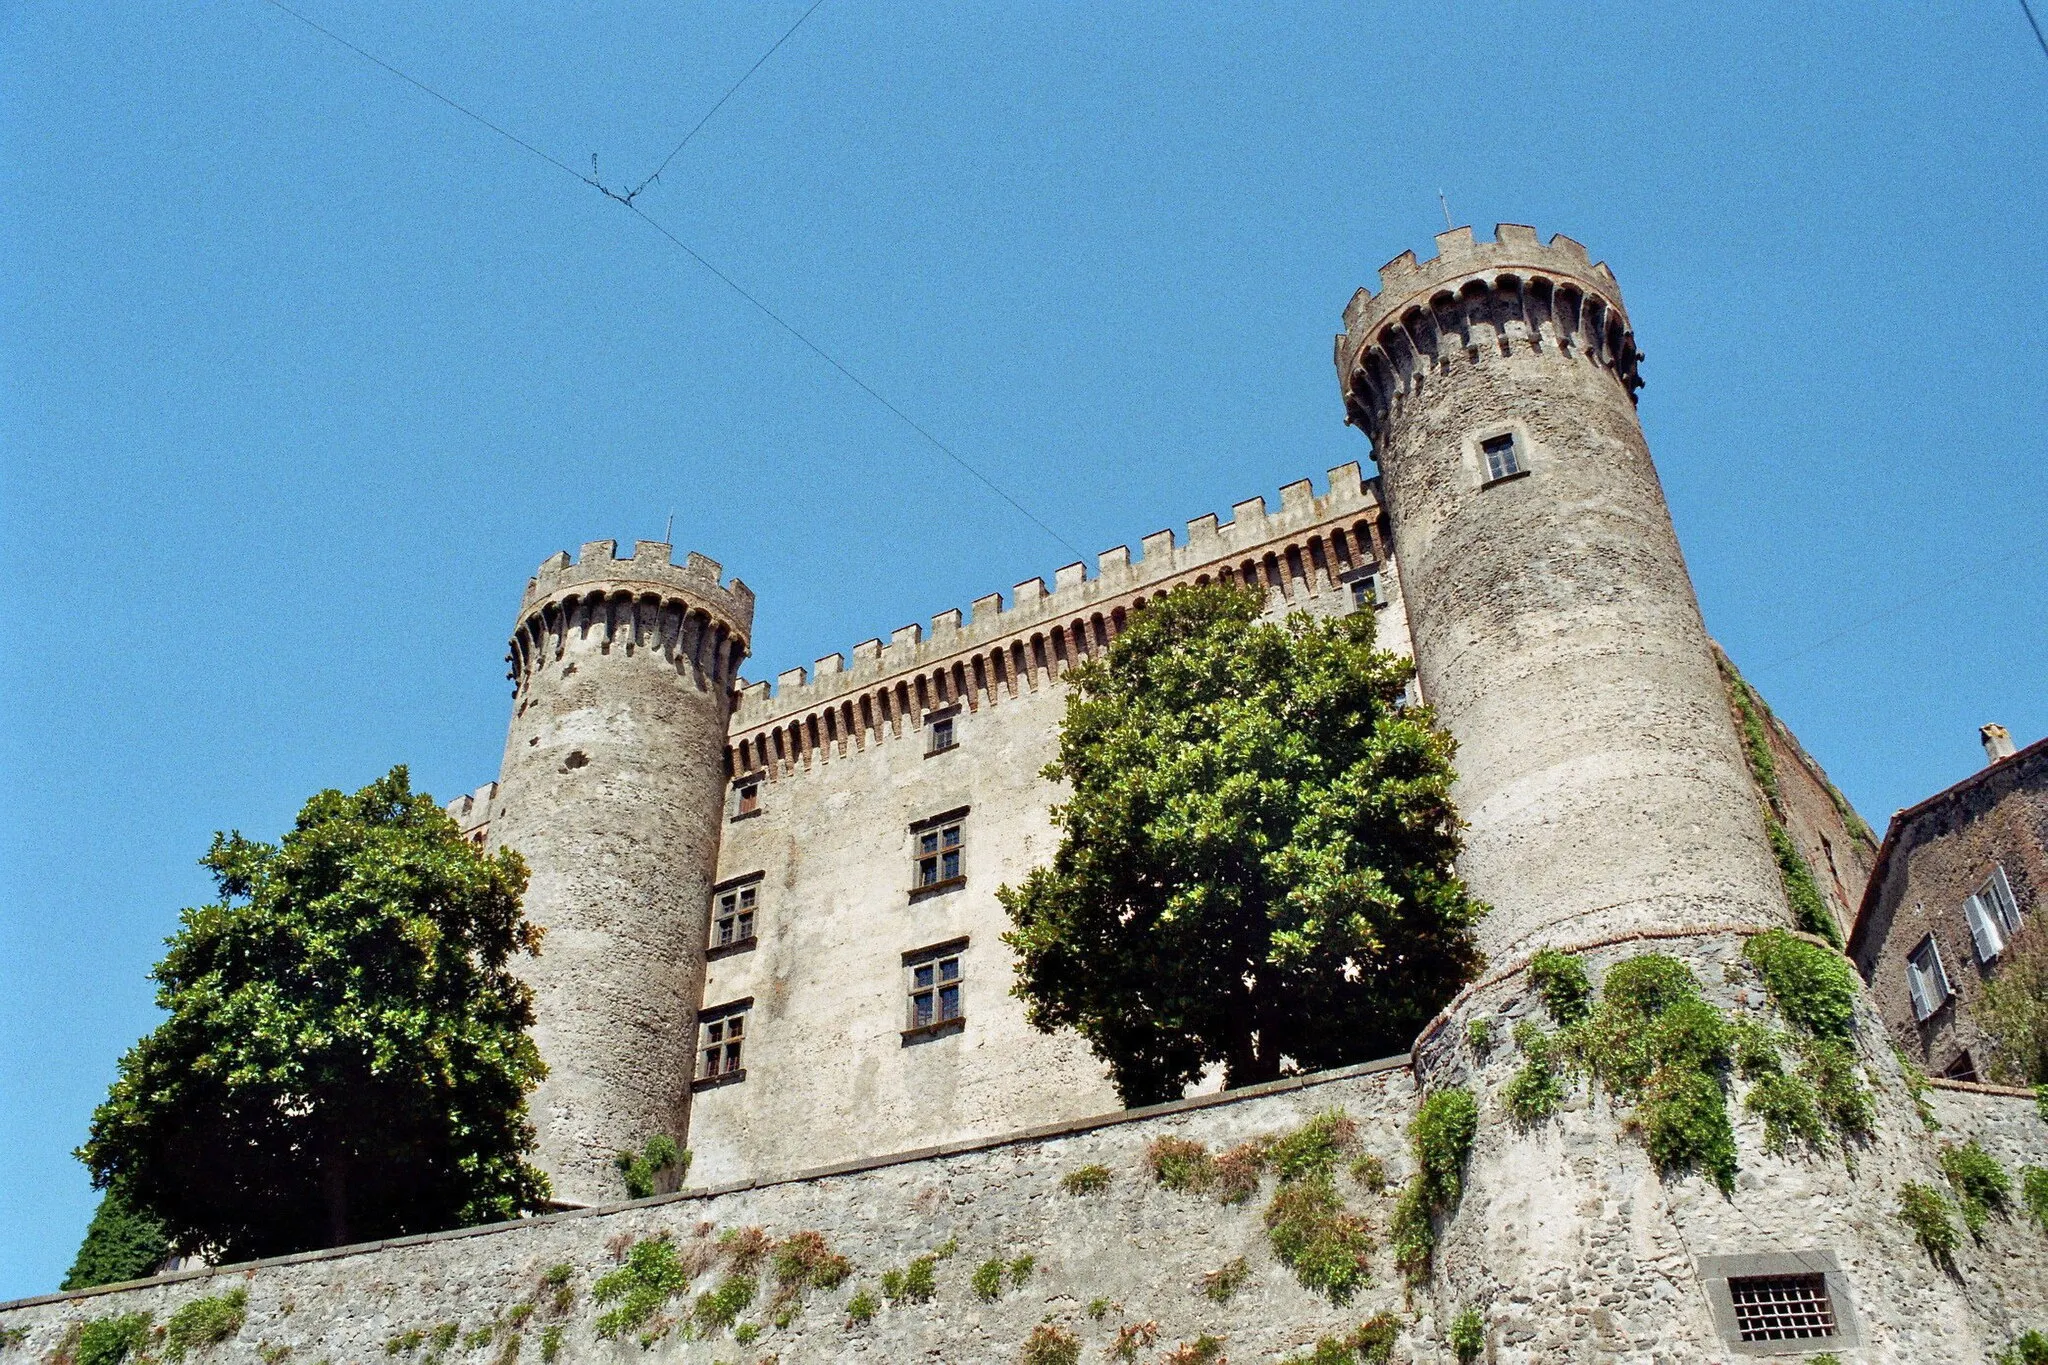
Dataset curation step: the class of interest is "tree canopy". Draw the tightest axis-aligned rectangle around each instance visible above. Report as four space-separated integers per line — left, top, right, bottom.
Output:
78 767 550 1259
61 1186 169 1290
1000 583 1485 1105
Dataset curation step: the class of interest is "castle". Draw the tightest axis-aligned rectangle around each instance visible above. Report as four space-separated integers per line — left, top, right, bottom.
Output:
11 226 2045 1361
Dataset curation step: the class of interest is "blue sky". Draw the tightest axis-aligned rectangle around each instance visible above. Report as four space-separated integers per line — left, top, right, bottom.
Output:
2 0 2042 1297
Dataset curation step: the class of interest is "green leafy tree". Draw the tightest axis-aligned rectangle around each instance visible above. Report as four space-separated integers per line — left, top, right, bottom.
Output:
61 1186 170 1290
1980 920 2048 1086
1001 583 1485 1104
78 767 550 1259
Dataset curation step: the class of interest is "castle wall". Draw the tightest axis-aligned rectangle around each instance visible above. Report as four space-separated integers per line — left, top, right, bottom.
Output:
0 1063 1426 1365
692 475 1410 1184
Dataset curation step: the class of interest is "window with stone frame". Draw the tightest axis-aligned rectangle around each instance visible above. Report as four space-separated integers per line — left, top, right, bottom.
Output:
1349 571 1384 612
905 941 966 1032
696 1001 749 1083
1726 1273 1837 1343
927 710 958 755
732 778 761 819
1906 934 1952 1022
912 810 967 891
1481 432 1523 482
712 882 757 950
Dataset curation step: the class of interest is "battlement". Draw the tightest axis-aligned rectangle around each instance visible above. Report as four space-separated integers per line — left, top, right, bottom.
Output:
1336 224 1642 434
521 540 755 636
730 464 1386 732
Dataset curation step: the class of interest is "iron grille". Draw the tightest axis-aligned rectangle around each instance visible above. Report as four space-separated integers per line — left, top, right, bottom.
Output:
1729 1273 1836 1341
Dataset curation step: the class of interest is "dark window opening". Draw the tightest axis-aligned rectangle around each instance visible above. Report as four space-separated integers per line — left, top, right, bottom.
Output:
917 821 964 888
909 952 964 1029
713 885 756 948
1481 432 1522 482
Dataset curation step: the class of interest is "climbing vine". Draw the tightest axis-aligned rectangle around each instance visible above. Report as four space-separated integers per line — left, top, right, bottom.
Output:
1717 653 1848 946
1390 1088 1477 1278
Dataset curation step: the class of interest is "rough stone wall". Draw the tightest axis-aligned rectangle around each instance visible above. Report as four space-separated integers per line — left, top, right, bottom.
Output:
1760 693 1880 941
695 539 1409 1185
484 542 753 1205
1336 226 1788 963
0 1064 1429 1365
1414 929 2048 1362
1851 740 2048 1079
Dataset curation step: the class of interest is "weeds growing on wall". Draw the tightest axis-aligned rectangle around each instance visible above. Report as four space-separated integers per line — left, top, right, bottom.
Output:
1998 1330 2048 1365
535 1327 562 1364
1941 1141 2014 1238
1891 1047 1942 1131
1447 1307 1485 1362
1211 1138 1272 1204
690 1274 755 1334
843 1289 877 1326
1390 1088 1477 1279
972 1259 1006 1301
1159 1336 1225 1365
1107 1320 1159 1362
1209 1110 1373 1301
1897 1181 1961 1265
880 1254 938 1304
1527 950 1592 1025
1349 1153 1387 1194
1354 1313 1400 1364
1146 1137 1214 1193
1198 1257 1251 1304
1718 656 1845 946
2023 1166 2048 1231
592 1236 693 1340
1019 1324 1080 1365
613 1136 689 1201
1282 1338 1356 1365
162 1289 246 1361
1060 1164 1112 1195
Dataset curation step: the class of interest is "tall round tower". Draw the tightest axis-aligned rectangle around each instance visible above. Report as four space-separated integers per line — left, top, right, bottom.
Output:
1335 224 1785 960
485 540 752 1205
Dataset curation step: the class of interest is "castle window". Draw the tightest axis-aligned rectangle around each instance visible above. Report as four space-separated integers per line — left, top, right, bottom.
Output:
1964 887 2007 964
1979 864 2023 935
1906 934 1951 1021
694 1000 750 1087
910 807 969 897
1700 1251 1859 1353
1481 432 1522 482
712 881 757 952
927 710 958 756
732 779 761 820
904 939 967 1037
1349 572 1385 611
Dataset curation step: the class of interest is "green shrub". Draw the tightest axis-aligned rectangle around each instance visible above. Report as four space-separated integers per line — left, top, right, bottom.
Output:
1745 1068 1826 1154
844 1289 878 1326
1146 1137 1213 1193
429 1325 458 1352
1527 949 1592 1024
770 1230 851 1291
1354 1313 1399 1364
62 1188 170 1292
1020 1324 1081 1365
164 1288 247 1359
972 1258 1005 1301
691 1274 756 1332
613 1135 688 1200
1086 1298 1113 1321
1743 929 1857 1040
1898 1181 1961 1262
462 1326 493 1350
1060 1164 1112 1195
1210 1138 1271 1204
591 1238 691 1340
2023 1166 2048 1230
1447 1307 1484 1362
1389 1086 1476 1279
75 1314 154 1365
1284 1339 1355 1365
1997 1330 2048 1365
1199 1257 1250 1304
1010 1255 1035 1286
1349 1154 1387 1194
1465 1018 1492 1055
536 1328 562 1365
731 1323 759 1346
882 1254 937 1304
1503 1023 1565 1125
1941 1140 2014 1237
1267 1111 1360 1184
1265 1176 1373 1302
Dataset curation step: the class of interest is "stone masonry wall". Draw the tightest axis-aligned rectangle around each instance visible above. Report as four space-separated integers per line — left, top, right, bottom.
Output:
0 1063 1429 1365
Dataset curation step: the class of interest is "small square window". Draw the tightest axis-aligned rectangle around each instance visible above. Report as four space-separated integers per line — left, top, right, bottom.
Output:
713 884 757 948
1481 433 1522 482
928 715 957 754
917 821 964 888
1350 574 1382 611
1906 934 1951 1021
696 1003 749 1083
734 781 760 818
906 945 965 1032
1727 1274 1836 1342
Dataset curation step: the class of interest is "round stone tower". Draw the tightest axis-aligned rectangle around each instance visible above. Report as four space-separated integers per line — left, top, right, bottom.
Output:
1335 224 1786 961
486 539 752 1205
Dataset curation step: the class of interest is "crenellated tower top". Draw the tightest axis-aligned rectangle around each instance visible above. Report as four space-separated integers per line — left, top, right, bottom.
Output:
522 540 755 635
1335 224 1642 445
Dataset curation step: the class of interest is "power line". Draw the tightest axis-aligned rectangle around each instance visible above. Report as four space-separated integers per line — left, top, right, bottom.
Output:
2020 0 2048 60
619 0 831 204
1760 543 2036 670
248 0 1084 560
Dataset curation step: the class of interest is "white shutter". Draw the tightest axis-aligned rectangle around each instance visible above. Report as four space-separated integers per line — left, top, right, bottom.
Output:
1965 894 2004 964
1907 956 1930 1021
1988 865 2023 934
1927 937 1954 1005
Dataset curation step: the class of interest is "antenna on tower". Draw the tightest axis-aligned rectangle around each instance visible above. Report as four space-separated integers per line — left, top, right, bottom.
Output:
664 511 674 543
1438 191 1454 231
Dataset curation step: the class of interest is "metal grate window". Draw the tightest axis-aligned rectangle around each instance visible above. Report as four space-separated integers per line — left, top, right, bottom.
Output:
1728 1274 1836 1341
